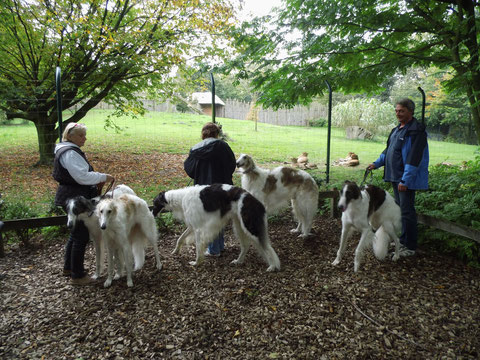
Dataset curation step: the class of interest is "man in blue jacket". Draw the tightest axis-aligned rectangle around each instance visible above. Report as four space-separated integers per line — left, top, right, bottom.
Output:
368 98 429 257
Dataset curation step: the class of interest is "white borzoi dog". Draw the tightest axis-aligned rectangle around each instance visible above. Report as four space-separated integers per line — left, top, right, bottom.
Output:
66 184 136 279
236 154 319 238
91 184 136 205
332 181 401 272
152 184 281 272
96 193 162 287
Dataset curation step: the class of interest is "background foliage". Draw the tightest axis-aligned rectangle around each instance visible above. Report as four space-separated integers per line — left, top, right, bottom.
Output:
415 156 480 266
227 0 480 144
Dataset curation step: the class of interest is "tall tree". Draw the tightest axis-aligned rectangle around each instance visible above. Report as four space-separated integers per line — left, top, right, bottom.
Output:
229 0 480 144
0 0 235 164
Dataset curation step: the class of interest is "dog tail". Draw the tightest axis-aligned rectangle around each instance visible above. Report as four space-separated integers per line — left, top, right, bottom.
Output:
239 193 280 271
131 241 146 270
130 224 147 270
372 226 389 260
239 193 268 246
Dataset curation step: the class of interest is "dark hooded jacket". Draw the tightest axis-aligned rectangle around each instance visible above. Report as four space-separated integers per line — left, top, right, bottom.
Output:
184 138 236 185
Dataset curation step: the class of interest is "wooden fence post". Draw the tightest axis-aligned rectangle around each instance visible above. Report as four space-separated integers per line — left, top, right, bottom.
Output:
0 221 5 258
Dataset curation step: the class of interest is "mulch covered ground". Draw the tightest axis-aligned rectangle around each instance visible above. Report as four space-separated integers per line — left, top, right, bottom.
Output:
1 211 479 359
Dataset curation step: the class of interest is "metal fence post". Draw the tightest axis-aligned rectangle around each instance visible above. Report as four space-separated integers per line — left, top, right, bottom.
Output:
325 80 333 184
56 66 63 138
210 72 216 123
418 86 426 125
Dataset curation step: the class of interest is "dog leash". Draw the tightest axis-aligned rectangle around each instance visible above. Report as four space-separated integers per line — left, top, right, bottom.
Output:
101 179 115 198
360 167 373 187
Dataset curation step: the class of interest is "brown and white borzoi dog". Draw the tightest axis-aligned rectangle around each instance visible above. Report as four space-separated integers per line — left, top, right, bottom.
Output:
333 181 401 272
236 154 319 238
97 193 162 287
152 184 281 272
66 184 136 279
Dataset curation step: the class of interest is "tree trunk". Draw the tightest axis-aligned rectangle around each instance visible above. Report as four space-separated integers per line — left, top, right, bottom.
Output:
461 0 480 145
465 86 480 145
34 120 58 165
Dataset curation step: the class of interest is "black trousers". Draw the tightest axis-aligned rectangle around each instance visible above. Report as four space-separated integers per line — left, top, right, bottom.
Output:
64 220 90 279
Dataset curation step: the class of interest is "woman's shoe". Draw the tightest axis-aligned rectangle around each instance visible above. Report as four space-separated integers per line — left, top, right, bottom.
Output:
71 276 95 286
62 269 72 277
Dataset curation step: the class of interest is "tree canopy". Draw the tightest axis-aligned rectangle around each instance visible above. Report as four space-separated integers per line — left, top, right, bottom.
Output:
0 0 235 164
228 0 480 144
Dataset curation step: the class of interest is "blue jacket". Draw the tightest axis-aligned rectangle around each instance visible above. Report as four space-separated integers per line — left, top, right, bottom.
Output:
373 118 429 190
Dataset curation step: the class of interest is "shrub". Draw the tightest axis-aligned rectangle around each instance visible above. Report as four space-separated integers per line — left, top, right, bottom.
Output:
332 98 395 137
415 153 480 266
156 212 181 234
308 118 327 127
0 198 41 247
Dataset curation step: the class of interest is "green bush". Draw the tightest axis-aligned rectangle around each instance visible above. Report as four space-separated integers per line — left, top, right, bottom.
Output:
156 212 181 234
415 152 480 266
332 98 395 137
0 198 41 247
308 118 327 127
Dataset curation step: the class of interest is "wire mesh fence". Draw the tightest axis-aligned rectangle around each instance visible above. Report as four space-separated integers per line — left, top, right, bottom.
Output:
1 95 478 217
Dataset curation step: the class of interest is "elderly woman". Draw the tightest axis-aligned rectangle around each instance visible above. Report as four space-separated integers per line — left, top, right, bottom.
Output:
53 123 114 285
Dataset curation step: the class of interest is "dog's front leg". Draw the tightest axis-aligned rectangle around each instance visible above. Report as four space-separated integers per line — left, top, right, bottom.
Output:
354 229 374 272
332 223 353 266
172 227 192 254
103 239 115 288
93 233 104 279
189 231 205 267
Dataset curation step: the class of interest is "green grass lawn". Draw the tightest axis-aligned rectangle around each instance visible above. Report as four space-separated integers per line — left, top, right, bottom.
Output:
1 109 478 192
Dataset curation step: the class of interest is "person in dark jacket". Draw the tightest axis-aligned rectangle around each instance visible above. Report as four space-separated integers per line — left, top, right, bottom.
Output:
184 122 236 256
368 98 429 257
53 123 114 285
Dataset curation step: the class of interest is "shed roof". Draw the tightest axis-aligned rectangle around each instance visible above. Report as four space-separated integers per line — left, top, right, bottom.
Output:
191 92 225 106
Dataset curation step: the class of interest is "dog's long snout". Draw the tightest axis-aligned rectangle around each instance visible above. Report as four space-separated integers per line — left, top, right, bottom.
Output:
100 223 106 230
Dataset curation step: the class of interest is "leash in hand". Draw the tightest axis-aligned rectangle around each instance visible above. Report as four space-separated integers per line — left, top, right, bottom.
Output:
360 167 373 187
101 179 115 198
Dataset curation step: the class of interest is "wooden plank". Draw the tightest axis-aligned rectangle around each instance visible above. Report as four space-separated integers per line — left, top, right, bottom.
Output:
1 195 478 245
317 190 340 218
1 215 67 231
318 190 339 200
417 213 480 243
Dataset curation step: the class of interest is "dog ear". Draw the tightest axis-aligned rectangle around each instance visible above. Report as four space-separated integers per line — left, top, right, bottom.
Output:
152 192 167 217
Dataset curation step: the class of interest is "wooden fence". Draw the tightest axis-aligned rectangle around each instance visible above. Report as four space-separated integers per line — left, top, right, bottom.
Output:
223 100 328 126
94 98 328 127
1 191 479 258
